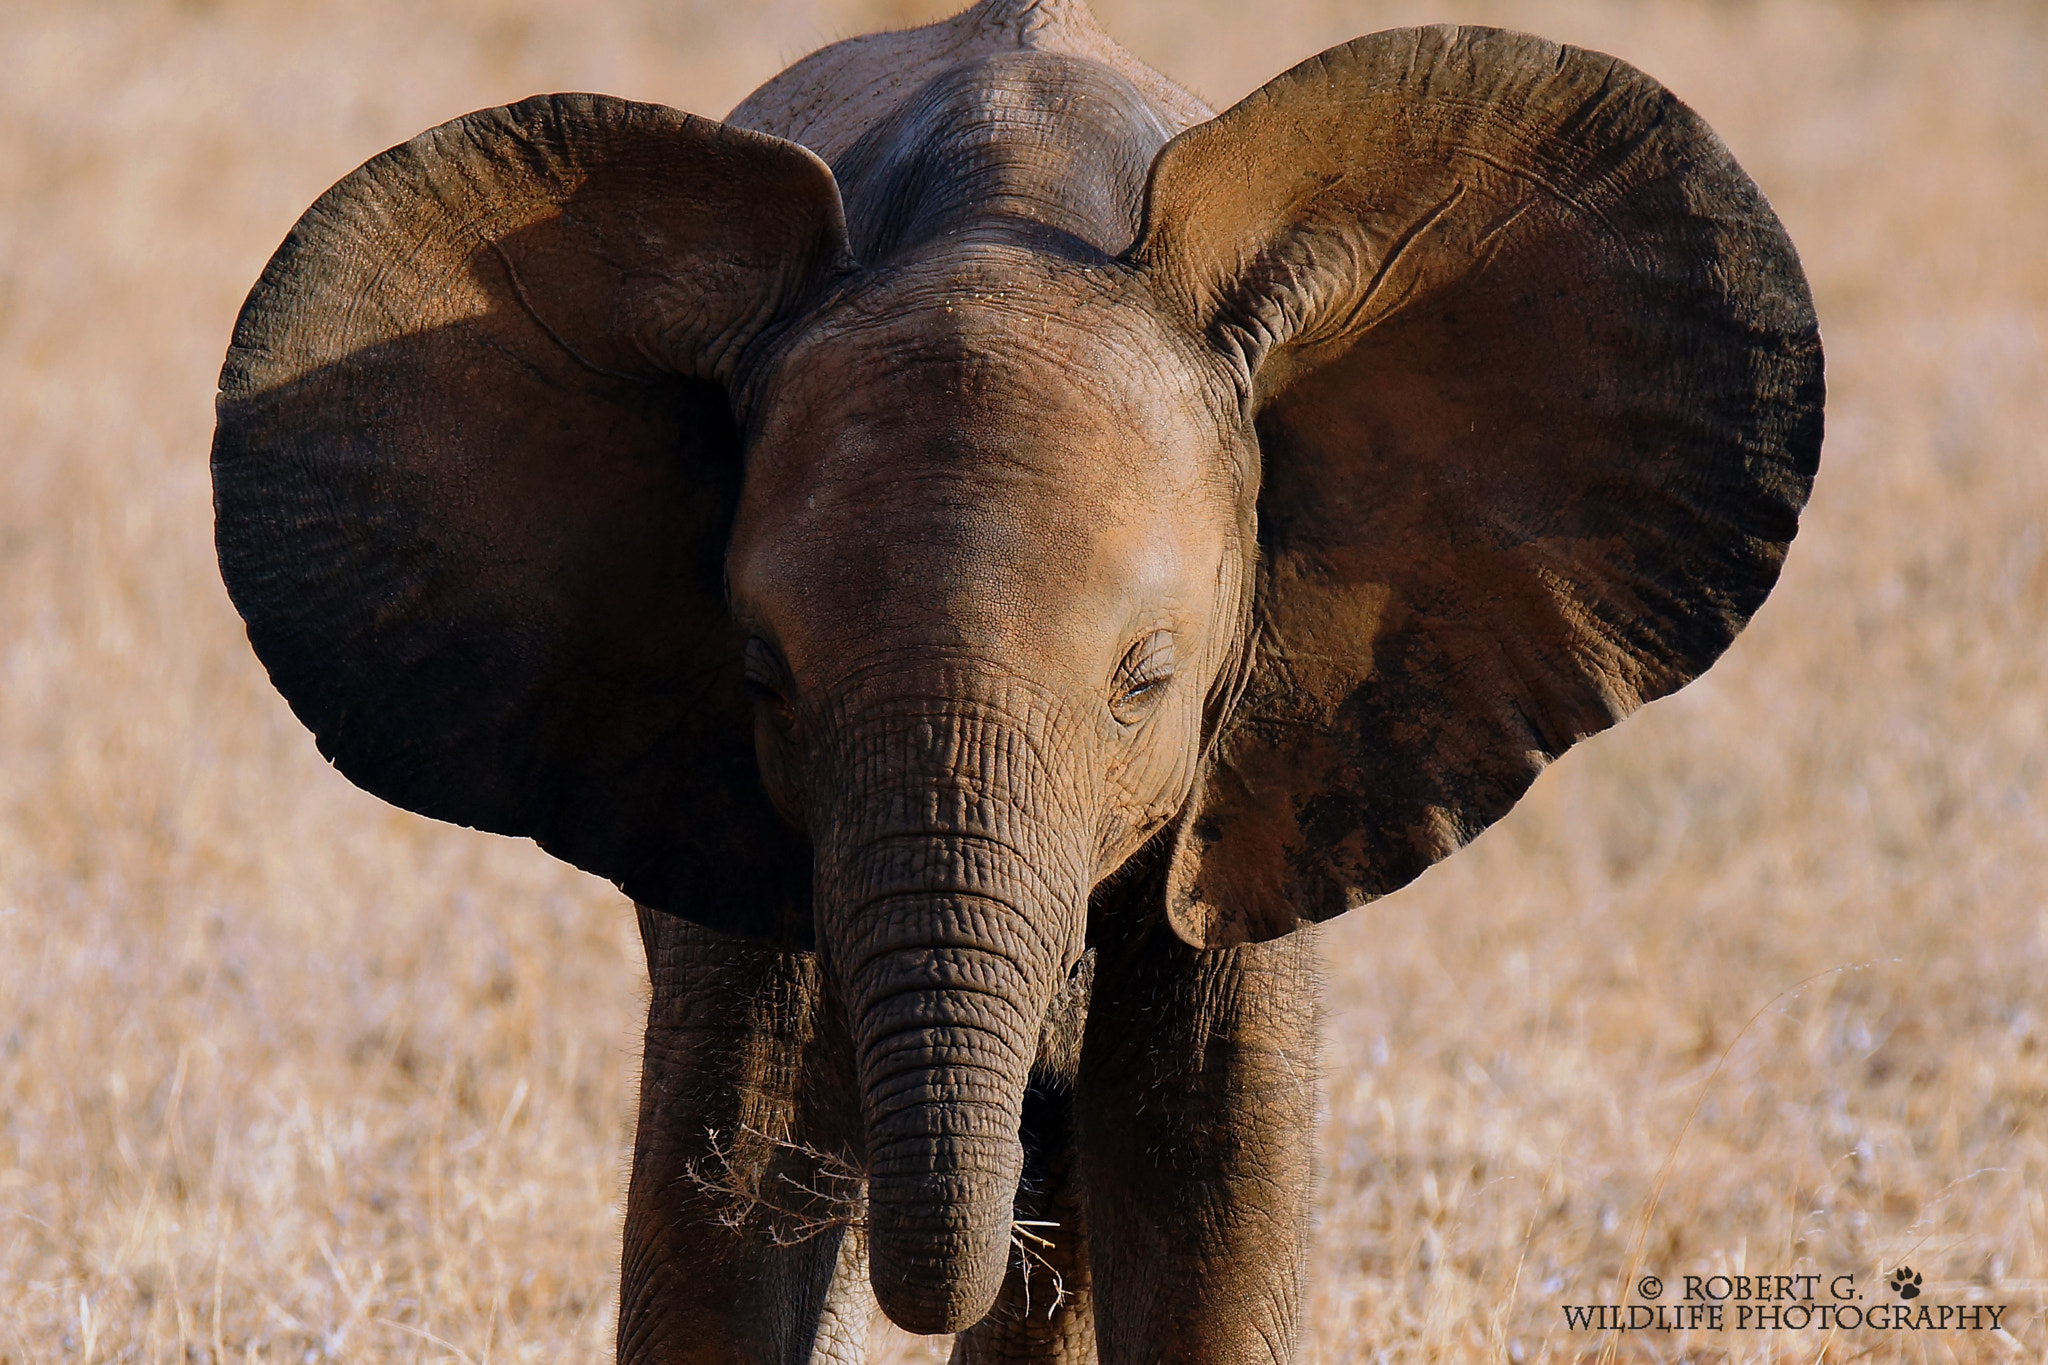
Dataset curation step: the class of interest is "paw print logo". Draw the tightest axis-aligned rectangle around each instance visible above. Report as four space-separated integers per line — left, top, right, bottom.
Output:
1888 1267 1923 1300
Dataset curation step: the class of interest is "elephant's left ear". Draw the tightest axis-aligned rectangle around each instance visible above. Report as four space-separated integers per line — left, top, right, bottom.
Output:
1129 26 1824 947
214 95 851 945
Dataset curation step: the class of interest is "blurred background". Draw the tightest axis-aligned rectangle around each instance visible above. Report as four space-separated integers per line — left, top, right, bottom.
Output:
1 1 2042 1360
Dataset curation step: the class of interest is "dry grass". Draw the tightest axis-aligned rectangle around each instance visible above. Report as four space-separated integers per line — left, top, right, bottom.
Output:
1 0 2042 1360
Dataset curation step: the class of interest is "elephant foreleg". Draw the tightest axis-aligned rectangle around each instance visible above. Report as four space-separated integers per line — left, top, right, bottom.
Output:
1077 922 1320 1365
618 907 868 1365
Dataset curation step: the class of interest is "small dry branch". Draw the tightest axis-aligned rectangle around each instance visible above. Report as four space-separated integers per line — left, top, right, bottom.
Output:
684 1124 868 1247
686 1126 1073 1317
1010 1218 1069 1319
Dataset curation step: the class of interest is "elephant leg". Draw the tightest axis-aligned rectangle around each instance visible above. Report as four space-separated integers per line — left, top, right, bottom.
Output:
1077 920 1320 1365
813 1222 879 1363
618 906 868 1365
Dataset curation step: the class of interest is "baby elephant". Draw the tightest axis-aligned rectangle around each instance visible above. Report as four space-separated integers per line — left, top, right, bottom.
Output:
212 0 1821 1360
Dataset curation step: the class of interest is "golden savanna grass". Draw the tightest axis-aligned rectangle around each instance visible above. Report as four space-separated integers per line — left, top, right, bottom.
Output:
1 0 2043 1360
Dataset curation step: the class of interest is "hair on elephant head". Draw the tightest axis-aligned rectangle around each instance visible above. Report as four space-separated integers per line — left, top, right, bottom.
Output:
214 0 1820 1339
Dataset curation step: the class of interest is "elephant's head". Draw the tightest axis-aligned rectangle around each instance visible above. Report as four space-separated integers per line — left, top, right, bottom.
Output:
213 26 1821 1334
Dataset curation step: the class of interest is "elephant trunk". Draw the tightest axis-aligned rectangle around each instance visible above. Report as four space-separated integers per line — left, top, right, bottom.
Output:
817 701 1088 1333
843 880 1059 1332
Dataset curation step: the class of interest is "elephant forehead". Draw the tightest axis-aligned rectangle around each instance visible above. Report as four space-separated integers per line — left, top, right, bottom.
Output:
805 272 1196 419
732 284 1241 667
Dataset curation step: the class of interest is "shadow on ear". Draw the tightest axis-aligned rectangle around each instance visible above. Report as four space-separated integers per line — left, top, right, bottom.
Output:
214 94 853 946
1130 26 1825 948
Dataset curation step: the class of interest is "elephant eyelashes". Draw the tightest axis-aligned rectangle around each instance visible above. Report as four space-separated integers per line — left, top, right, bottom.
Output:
1109 631 1176 725
743 637 797 726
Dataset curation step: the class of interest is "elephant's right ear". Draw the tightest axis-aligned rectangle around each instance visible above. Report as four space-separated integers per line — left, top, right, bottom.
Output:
1130 27 1823 947
214 94 853 945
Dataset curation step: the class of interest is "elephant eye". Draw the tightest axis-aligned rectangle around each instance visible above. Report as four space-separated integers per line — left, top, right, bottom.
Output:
743 637 796 723
1110 630 1176 726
